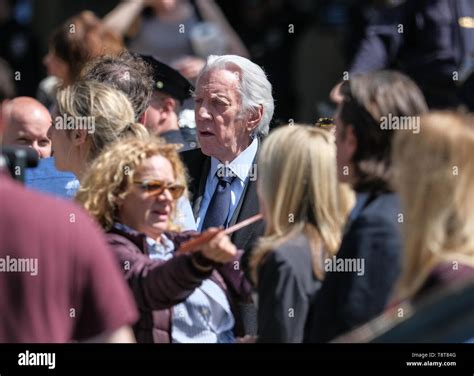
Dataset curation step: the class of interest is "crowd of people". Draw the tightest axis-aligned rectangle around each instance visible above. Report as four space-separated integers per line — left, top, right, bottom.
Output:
0 0 473 344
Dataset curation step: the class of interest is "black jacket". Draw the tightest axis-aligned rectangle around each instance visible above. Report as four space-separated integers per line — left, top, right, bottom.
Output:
305 192 402 342
257 232 322 343
180 143 265 335
180 144 265 259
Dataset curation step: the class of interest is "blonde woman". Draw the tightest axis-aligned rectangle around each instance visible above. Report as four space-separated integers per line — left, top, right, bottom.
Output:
76 136 252 343
392 112 474 303
49 80 148 181
250 125 347 343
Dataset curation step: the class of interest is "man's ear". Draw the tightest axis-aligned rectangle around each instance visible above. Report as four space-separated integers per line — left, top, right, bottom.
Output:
159 97 176 122
71 129 88 146
247 105 263 132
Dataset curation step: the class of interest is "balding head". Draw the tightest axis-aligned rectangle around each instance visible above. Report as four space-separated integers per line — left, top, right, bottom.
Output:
2 97 52 158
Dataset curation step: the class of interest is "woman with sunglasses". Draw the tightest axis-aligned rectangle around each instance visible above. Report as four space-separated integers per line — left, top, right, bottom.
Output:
76 136 251 343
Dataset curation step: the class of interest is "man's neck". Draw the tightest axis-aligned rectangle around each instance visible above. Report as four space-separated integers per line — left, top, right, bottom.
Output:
217 137 255 164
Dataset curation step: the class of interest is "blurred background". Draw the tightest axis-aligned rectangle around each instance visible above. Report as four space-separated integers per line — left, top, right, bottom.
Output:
0 0 368 126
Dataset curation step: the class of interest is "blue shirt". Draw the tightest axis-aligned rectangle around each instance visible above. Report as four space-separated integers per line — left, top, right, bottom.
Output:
25 157 79 199
174 196 197 231
113 223 235 343
196 138 259 231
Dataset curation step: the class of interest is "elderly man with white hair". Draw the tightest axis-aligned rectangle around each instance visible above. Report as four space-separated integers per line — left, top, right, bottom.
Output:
181 55 274 335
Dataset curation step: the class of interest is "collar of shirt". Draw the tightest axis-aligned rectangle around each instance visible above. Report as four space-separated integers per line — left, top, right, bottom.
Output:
113 222 175 260
209 137 259 183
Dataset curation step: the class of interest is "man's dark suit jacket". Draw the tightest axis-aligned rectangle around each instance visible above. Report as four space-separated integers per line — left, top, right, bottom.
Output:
304 191 402 343
180 143 265 335
180 144 265 257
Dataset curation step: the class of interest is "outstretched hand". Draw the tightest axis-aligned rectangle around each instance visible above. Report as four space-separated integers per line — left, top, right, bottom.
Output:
199 227 237 263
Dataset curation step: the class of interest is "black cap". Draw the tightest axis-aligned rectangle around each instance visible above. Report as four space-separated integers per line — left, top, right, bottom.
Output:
141 55 194 103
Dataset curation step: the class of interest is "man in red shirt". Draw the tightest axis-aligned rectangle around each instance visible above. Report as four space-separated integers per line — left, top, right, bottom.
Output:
0 117 138 342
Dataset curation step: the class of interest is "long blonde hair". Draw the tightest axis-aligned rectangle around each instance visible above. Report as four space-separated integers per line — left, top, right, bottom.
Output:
250 125 347 284
56 80 148 164
393 112 474 300
76 136 187 232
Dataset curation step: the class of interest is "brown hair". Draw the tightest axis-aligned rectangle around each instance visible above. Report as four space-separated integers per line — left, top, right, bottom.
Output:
82 51 153 121
339 70 428 193
49 11 124 83
76 136 187 231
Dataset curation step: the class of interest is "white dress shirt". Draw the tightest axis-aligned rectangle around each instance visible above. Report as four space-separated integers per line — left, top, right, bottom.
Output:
196 137 259 231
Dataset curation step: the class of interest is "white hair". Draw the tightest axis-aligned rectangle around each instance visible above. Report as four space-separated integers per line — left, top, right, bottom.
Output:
196 55 274 137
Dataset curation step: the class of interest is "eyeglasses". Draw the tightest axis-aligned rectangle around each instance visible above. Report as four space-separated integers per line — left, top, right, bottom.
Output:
133 179 185 199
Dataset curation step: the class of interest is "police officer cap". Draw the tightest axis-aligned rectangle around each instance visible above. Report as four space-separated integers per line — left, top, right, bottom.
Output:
141 55 194 103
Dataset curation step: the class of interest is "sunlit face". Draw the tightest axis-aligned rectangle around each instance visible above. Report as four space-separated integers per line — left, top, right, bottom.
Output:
194 68 252 163
3 116 51 158
43 50 70 83
144 92 166 135
118 156 176 240
48 106 75 171
2 99 52 158
48 124 73 170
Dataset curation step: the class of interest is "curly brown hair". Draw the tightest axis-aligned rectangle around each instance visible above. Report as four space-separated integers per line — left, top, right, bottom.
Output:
76 136 188 231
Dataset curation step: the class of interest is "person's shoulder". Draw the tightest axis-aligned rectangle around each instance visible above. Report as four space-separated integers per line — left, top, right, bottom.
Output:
106 227 146 255
179 147 209 183
272 233 311 258
2 174 83 218
180 147 206 164
265 233 313 275
357 192 401 226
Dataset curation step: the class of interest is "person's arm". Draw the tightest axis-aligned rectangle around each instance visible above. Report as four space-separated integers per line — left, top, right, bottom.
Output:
348 3 406 74
108 228 236 311
109 238 214 311
216 249 253 303
256 251 309 343
103 0 147 37
84 325 136 343
330 4 407 104
194 0 249 58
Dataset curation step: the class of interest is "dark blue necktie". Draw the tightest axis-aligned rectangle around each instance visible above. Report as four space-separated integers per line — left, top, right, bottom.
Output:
201 166 236 230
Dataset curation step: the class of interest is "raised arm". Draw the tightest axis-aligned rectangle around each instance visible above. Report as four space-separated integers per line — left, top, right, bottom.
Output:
103 0 146 37
195 0 249 58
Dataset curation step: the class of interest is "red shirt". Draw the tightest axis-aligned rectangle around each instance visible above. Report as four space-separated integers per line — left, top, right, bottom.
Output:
0 173 138 342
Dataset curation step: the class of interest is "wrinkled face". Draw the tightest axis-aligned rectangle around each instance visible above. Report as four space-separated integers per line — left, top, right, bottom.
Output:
43 50 70 83
118 156 176 239
195 68 252 163
3 106 52 158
